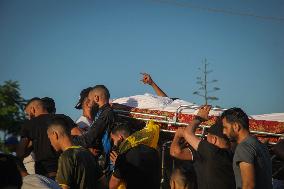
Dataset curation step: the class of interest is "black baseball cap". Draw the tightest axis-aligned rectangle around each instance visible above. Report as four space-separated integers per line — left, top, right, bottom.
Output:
75 87 92 109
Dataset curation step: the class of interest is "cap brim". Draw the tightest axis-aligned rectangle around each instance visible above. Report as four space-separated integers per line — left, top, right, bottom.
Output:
75 101 82 109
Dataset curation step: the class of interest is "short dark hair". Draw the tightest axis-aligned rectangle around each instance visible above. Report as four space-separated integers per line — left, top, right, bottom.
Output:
93 85 110 100
111 122 131 137
207 117 228 140
41 97 56 114
25 97 42 108
48 115 73 136
171 164 197 189
221 107 249 130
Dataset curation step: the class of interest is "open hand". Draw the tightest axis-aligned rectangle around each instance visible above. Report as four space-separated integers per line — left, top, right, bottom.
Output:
140 73 154 85
196 105 212 121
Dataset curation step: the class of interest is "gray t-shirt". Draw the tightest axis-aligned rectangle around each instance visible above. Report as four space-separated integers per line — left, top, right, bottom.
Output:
233 136 272 189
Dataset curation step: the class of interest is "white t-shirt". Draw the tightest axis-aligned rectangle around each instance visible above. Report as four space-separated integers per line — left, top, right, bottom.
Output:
76 116 92 131
23 153 35 174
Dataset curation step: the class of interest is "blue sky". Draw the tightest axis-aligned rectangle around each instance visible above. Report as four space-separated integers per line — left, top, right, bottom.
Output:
0 0 284 120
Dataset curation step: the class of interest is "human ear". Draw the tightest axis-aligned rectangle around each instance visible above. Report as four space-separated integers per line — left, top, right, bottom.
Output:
95 95 99 103
213 136 218 144
31 106 36 114
119 135 124 141
54 132 59 140
232 123 240 132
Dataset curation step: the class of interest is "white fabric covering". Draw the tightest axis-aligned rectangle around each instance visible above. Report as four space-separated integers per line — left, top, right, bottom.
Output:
251 113 284 122
113 94 284 121
112 93 222 116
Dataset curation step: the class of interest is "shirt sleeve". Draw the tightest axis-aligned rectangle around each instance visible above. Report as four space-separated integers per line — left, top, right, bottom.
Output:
197 140 219 159
56 153 74 187
234 142 255 165
20 120 32 139
65 115 77 129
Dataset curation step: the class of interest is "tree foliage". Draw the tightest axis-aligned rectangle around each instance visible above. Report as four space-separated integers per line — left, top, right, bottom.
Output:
0 80 26 135
193 59 220 105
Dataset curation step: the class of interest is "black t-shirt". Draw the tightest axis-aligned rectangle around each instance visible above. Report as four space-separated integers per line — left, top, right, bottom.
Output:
20 114 76 174
113 145 161 189
193 140 236 189
56 146 103 189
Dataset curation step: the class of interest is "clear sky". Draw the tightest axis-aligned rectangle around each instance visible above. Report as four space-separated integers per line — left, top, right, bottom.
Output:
1 0 284 120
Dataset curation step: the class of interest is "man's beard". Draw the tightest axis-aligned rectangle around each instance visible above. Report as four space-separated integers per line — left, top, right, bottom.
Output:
114 138 124 149
228 129 238 142
91 103 100 118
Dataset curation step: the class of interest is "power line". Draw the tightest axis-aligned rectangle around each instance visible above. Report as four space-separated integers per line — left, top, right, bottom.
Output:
150 0 284 22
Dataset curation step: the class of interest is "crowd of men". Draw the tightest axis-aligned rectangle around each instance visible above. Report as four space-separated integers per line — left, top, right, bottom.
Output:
0 73 283 189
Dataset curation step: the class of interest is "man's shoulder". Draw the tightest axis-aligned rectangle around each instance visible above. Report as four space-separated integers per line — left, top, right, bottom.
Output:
101 104 114 115
197 140 219 153
34 114 54 121
22 114 52 130
236 136 260 153
125 144 158 158
98 103 115 121
61 146 91 158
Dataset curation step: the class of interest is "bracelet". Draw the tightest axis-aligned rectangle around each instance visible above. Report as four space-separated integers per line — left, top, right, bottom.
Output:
194 116 207 123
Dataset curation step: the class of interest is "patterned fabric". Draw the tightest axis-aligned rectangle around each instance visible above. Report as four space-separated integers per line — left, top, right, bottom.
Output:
113 104 284 143
119 120 160 154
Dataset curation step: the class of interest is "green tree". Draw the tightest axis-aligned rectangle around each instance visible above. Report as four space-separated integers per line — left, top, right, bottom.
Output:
193 59 220 105
0 80 26 138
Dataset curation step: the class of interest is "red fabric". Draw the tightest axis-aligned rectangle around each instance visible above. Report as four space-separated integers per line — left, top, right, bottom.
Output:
113 104 284 143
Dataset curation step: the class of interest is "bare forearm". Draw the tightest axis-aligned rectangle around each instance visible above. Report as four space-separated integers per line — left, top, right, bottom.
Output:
242 184 255 189
170 130 192 160
183 119 202 150
186 119 202 135
240 162 255 189
151 82 167 97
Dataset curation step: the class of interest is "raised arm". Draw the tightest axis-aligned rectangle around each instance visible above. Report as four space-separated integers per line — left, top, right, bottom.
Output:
183 105 211 150
170 127 193 160
140 73 168 97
